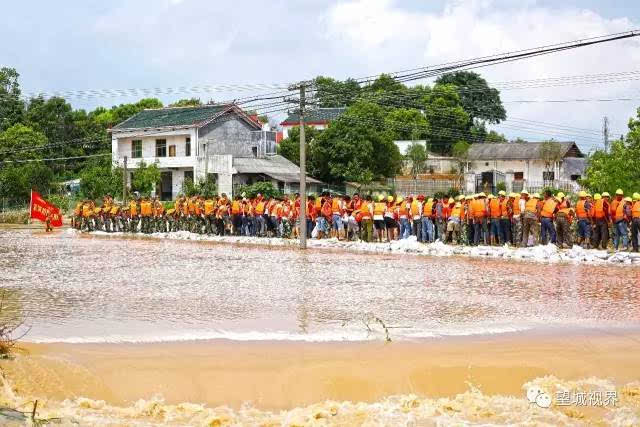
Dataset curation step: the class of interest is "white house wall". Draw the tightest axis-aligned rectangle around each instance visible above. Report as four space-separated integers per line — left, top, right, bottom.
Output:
468 159 565 182
281 123 327 139
112 129 197 171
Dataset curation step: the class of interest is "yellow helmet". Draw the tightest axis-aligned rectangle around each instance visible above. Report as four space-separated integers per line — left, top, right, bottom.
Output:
377 194 384 202
616 188 624 195
396 196 404 204
557 192 565 198
498 190 506 196
428 197 434 203
624 197 632 202
602 192 610 198
465 195 473 200
578 191 587 198
633 192 640 201
448 198 454 204
487 194 495 199
387 196 394 203
508 192 516 198
594 193 602 200
586 194 592 198
532 193 541 199
457 195 465 201
520 190 529 196
478 192 486 197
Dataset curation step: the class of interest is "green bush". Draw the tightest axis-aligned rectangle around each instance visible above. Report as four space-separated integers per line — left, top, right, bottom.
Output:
182 177 217 198
236 181 280 199
0 210 29 224
496 182 507 193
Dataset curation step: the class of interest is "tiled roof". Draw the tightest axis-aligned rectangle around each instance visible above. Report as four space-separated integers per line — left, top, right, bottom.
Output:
113 104 231 130
467 142 583 160
280 107 346 125
233 155 322 183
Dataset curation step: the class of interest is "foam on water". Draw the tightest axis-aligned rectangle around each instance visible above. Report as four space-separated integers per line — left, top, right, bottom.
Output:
80 229 640 266
2 373 638 426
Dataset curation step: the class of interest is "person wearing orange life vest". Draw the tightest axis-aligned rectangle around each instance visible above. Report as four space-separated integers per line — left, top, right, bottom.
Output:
520 191 538 247
539 190 558 245
613 193 632 251
487 194 502 246
471 193 488 245
330 194 345 240
554 193 573 248
230 195 242 236
152 197 166 233
591 193 610 249
421 197 435 243
611 189 627 250
372 194 387 242
305 195 317 239
446 200 463 244
497 191 511 245
631 193 640 252
240 194 253 236
359 195 374 242
397 196 411 240
574 191 592 248
410 195 424 241
253 194 266 237
344 195 359 241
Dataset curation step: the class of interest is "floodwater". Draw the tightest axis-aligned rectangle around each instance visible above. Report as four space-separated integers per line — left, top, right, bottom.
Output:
2 228 640 343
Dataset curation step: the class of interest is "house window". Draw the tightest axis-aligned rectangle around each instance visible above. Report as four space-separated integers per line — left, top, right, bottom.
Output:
131 140 142 158
514 172 524 180
570 174 580 181
185 137 191 157
252 146 258 157
543 171 555 181
169 145 176 157
155 139 167 157
184 170 194 183
485 162 489 166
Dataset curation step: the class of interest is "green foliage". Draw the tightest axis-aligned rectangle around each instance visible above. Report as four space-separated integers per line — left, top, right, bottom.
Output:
310 101 402 184
582 109 640 193
384 108 429 140
436 71 506 124
130 161 161 197
404 142 427 176
46 194 72 213
169 98 202 107
485 130 508 143
78 158 123 200
539 140 564 171
0 210 30 224
0 67 25 131
452 140 471 160
277 126 323 166
182 177 217 198
424 84 470 154
236 181 280 199
496 182 507 192
0 124 48 161
314 76 362 107
0 163 54 201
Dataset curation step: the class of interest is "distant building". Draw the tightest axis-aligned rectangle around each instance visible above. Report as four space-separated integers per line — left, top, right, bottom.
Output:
111 104 321 199
394 140 459 175
279 107 346 139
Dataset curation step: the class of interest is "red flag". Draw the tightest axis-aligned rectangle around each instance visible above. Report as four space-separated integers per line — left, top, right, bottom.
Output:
30 190 63 227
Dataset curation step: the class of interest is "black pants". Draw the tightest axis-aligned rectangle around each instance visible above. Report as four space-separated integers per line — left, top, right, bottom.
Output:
592 219 609 249
632 218 640 252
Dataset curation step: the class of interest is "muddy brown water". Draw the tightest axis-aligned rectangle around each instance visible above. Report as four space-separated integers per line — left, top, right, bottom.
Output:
2 228 640 343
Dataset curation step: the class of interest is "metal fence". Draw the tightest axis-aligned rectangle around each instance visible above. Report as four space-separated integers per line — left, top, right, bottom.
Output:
387 177 462 196
520 180 582 194
0 198 29 213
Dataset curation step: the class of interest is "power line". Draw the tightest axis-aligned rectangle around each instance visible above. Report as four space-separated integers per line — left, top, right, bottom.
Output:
0 153 111 164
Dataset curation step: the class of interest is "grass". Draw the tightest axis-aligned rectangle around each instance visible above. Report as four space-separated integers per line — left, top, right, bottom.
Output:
0 210 29 225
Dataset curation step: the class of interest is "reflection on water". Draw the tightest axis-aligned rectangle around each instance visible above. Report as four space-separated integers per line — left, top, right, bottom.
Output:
1 229 640 342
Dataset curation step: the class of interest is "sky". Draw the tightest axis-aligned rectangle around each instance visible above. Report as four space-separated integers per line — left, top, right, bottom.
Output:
2 0 639 153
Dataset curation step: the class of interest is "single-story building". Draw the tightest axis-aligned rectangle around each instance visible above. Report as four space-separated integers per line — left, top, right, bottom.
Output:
279 107 346 139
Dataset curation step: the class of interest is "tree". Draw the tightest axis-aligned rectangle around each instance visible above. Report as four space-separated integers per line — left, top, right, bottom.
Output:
314 76 361 107
0 67 25 131
582 107 640 193
452 140 471 174
384 108 429 141
277 125 323 166
78 158 123 200
0 124 48 161
0 163 54 201
310 101 402 184
169 98 202 107
405 142 427 177
424 84 470 154
436 71 506 124
236 181 280 199
182 176 217 198
539 140 563 183
486 130 508 143
130 161 161 197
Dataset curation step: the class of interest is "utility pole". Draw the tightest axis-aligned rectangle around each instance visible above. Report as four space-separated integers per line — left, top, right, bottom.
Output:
603 116 610 153
123 156 128 203
298 83 307 249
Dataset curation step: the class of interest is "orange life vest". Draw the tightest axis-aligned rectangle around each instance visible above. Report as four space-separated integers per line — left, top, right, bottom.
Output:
540 198 557 218
360 202 372 220
140 201 152 217
512 196 521 216
194 201 202 216
615 201 626 222
187 200 195 214
472 199 485 218
593 199 606 220
181 201 189 216
82 204 92 218
255 201 265 215
632 201 640 219
576 200 590 219
204 200 215 215
451 205 462 218
410 200 421 217
397 203 408 218
489 199 501 218
129 201 138 216
74 203 82 216
331 198 342 215
423 201 434 218
525 198 538 214
610 199 620 217
373 202 386 216
231 201 241 215
154 203 164 216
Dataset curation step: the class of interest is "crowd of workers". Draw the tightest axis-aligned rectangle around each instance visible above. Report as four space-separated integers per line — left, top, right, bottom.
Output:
72 188 640 252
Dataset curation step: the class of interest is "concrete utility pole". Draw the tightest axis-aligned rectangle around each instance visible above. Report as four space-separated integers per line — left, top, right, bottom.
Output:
298 83 307 249
603 116 610 153
123 156 128 203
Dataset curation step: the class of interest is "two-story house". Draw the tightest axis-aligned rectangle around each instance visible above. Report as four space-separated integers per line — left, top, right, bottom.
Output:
279 107 346 139
111 103 321 199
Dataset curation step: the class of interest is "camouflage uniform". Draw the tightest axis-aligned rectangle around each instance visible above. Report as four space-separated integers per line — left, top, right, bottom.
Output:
555 214 572 248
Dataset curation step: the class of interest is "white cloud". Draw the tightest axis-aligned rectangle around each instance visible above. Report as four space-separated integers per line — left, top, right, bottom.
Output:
323 0 640 150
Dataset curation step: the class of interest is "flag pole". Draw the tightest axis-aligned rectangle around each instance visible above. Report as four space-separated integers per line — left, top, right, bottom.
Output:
29 189 33 225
